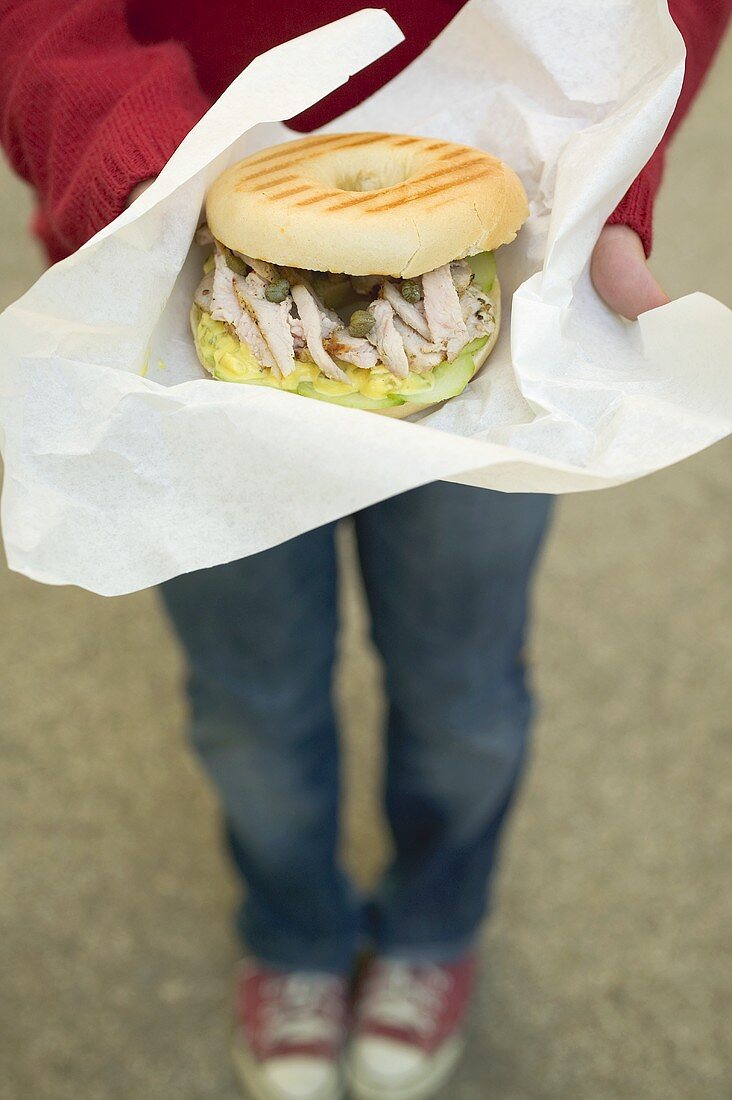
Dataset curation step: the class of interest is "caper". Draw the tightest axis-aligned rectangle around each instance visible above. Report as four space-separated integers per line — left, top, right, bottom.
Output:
401 279 421 303
225 250 247 275
265 278 291 303
349 309 375 338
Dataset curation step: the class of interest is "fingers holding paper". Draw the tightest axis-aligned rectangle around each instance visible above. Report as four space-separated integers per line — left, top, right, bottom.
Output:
591 224 670 321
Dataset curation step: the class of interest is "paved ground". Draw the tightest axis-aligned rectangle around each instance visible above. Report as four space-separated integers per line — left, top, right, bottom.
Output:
1 33 731 1100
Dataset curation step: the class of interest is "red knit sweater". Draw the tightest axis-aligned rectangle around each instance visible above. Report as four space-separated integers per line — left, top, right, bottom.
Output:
0 1 729 264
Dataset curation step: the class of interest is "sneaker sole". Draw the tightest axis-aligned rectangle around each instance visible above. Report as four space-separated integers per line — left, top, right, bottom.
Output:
232 1037 345 1100
345 1035 465 1100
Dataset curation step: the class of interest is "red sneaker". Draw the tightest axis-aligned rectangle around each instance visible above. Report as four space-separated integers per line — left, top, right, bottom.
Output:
346 955 476 1100
233 960 348 1100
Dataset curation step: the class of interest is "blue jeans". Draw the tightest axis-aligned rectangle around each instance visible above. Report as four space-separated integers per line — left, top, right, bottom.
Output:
160 482 552 972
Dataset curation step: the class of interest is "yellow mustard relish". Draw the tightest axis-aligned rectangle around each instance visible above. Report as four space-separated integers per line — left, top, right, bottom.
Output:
194 307 435 400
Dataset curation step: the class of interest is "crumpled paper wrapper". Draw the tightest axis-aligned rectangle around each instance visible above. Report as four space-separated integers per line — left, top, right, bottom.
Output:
0 3 730 595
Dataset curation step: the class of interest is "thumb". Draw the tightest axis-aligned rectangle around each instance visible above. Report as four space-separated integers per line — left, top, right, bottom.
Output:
124 178 156 209
590 224 670 321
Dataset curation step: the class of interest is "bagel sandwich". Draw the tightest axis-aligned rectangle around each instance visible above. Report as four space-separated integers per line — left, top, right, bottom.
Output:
191 132 528 416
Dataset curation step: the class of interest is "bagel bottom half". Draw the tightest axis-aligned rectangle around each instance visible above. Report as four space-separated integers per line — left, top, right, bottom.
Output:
190 280 500 418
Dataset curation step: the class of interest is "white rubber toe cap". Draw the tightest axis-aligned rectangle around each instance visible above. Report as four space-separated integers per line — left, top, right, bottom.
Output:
350 1036 426 1085
262 1056 341 1100
347 1034 465 1100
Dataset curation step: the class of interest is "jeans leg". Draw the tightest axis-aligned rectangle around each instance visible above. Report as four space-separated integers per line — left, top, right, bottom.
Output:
354 482 552 960
159 524 359 972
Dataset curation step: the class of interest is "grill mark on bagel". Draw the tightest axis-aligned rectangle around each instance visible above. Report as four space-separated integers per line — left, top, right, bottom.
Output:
439 147 471 161
292 191 333 207
271 185 311 200
304 132 393 156
366 168 493 211
239 165 301 184
324 191 387 210
237 133 351 173
324 157 486 211
410 156 486 185
260 175 299 189
235 134 396 190
230 137 494 217
235 173 299 192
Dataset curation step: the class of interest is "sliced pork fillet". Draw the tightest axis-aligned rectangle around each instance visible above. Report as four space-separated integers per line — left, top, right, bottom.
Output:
316 306 341 339
450 259 473 295
193 270 214 311
209 252 274 366
235 252 279 283
381 280 432 340
235 273 298 377
289 314 306 350
461 284 497 342
310 293 342 337
281 269 342 336
393 316 443 373
369 299 409 378
211 250 244 327
290 284 349 383
234 309 276 370
323 328 379 370
422 263 469 361
460 282 496 318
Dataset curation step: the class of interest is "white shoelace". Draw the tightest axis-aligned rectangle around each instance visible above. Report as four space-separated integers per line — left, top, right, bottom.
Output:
261 973 344 1046
359 963 452 1038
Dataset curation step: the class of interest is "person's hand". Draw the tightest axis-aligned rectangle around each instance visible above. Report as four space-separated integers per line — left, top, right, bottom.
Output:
590 224 670 320
124 178 155 209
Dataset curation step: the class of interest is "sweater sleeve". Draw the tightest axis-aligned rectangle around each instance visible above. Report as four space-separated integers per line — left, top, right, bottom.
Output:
608 0 731 255
0 0 210 262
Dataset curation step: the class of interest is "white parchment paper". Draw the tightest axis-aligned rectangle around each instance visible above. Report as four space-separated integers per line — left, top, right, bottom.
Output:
0 3 730 595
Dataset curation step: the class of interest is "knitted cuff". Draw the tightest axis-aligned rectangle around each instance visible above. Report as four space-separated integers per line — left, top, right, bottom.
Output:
606 167 658 257
85 103 206 233
50 47 210 259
